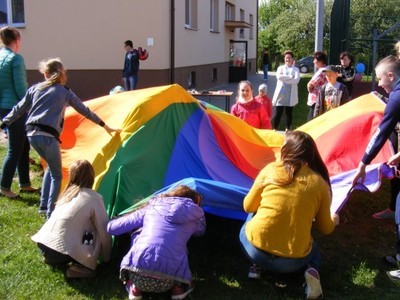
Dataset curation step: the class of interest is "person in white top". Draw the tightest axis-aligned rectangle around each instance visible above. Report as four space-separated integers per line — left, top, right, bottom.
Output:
272 50 300 130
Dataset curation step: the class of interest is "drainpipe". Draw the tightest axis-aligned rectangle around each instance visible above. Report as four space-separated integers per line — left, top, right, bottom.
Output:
256 1 259 74
170 0 175 84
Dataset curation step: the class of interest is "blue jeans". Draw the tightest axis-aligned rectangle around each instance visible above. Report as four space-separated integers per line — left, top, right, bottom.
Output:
239 215 321 273
0 109 31 190
395 192 400 254
123 75 138 90
263 64 269 81
28 135 62 218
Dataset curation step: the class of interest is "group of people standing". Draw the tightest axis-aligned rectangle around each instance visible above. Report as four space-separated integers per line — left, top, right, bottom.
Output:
231 49 354 132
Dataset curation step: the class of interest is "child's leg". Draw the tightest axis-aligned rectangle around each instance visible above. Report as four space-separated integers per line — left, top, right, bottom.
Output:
37 242 72 265
396 224 400 257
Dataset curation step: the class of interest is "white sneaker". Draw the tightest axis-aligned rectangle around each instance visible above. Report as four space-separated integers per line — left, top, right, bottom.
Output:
387 269 400 281
305 268 323 299
248 264 262 279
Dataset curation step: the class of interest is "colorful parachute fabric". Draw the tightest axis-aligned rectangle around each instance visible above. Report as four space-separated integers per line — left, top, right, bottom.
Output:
298 91 394 212
60 84 284 219
59 85 393 219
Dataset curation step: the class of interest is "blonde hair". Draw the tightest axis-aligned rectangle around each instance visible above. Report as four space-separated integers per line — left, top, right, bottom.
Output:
56 160 95 206
395 41 400 59
258 83 267 93
375 55 400 78
37 58 67 90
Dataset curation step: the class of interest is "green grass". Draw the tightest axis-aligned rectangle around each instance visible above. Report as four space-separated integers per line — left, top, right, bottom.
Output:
1 100 400 299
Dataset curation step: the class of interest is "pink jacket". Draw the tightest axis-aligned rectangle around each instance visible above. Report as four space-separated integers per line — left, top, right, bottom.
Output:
230 98 272 129
255 95 273 119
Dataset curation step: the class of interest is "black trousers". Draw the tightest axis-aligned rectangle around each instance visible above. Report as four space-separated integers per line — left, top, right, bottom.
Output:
37 243 74 265
272 106 293 130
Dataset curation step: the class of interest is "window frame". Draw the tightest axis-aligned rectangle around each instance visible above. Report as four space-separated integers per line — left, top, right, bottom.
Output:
185 0 198 30
209 0 219 32
225 2 235 21
0 0 25 27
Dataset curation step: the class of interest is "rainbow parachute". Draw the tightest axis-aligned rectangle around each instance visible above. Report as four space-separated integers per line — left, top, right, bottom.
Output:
59 85 393 219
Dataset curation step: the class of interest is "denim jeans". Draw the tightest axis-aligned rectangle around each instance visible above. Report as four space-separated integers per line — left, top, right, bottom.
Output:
396 193 400 254
0 109 31 190
28 135 62 218
263 64 269 81
123 75 138 90
239 215 321 273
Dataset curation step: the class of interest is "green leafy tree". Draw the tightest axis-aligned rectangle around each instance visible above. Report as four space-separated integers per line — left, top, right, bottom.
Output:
258 0 333 70
259 0 399 73
349 0 400 73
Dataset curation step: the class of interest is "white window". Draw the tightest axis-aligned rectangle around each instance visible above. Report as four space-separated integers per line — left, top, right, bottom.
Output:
239 9 245 38
210 0 219 32
185 0 198 29
249 14 254 39
0 0 25 26
225 2 234 21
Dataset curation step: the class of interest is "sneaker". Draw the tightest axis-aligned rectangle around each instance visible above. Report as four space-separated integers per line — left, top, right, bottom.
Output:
384 255 400 268
248 263 262 279
387 269 400 281
171 282 194 300
304 268 323 299
66 264 95 279
372 208 395 219
0 189 19 199
125 280 142 300
38 207 47 214
20 186 40 194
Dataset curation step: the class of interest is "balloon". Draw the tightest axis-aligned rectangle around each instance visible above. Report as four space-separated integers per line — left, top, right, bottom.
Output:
355 63 365 74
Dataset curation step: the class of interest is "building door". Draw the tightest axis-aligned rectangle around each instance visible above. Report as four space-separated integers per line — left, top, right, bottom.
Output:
229 41 247 82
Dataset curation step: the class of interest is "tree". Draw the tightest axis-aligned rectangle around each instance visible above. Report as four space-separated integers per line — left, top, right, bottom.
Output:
258 0 399 72
258 0 333 70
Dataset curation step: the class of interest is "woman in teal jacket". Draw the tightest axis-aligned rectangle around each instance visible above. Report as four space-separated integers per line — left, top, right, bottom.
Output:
0 26 37 198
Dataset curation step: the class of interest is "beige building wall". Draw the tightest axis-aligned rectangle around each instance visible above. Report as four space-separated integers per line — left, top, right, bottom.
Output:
14 0 257 99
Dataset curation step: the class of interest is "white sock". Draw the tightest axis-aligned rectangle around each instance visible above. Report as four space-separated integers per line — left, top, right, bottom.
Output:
396 253 400 261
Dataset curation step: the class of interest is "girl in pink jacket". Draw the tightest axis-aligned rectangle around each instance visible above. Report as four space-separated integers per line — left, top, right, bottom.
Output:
230 80 272 129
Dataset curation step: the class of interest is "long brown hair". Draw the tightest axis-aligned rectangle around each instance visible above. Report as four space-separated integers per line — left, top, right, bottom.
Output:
275 130 330 186
56 160 95 206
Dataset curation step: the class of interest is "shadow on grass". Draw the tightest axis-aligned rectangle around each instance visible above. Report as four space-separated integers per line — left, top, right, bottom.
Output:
53 185 400 299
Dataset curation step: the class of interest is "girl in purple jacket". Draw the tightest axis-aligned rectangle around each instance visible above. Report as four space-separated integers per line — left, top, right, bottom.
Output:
107 185 206 300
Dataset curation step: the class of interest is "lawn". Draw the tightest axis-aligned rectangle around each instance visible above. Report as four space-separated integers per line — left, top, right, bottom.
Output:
1 80 400 299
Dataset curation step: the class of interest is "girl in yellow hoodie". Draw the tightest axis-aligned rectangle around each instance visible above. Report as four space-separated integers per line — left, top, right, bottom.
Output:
239 130 339 299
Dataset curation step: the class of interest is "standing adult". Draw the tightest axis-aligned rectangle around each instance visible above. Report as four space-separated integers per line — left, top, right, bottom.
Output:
122 40 140 91
262 48 269 82
271 50 300 131
0 26 37 198
306 51 328 121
